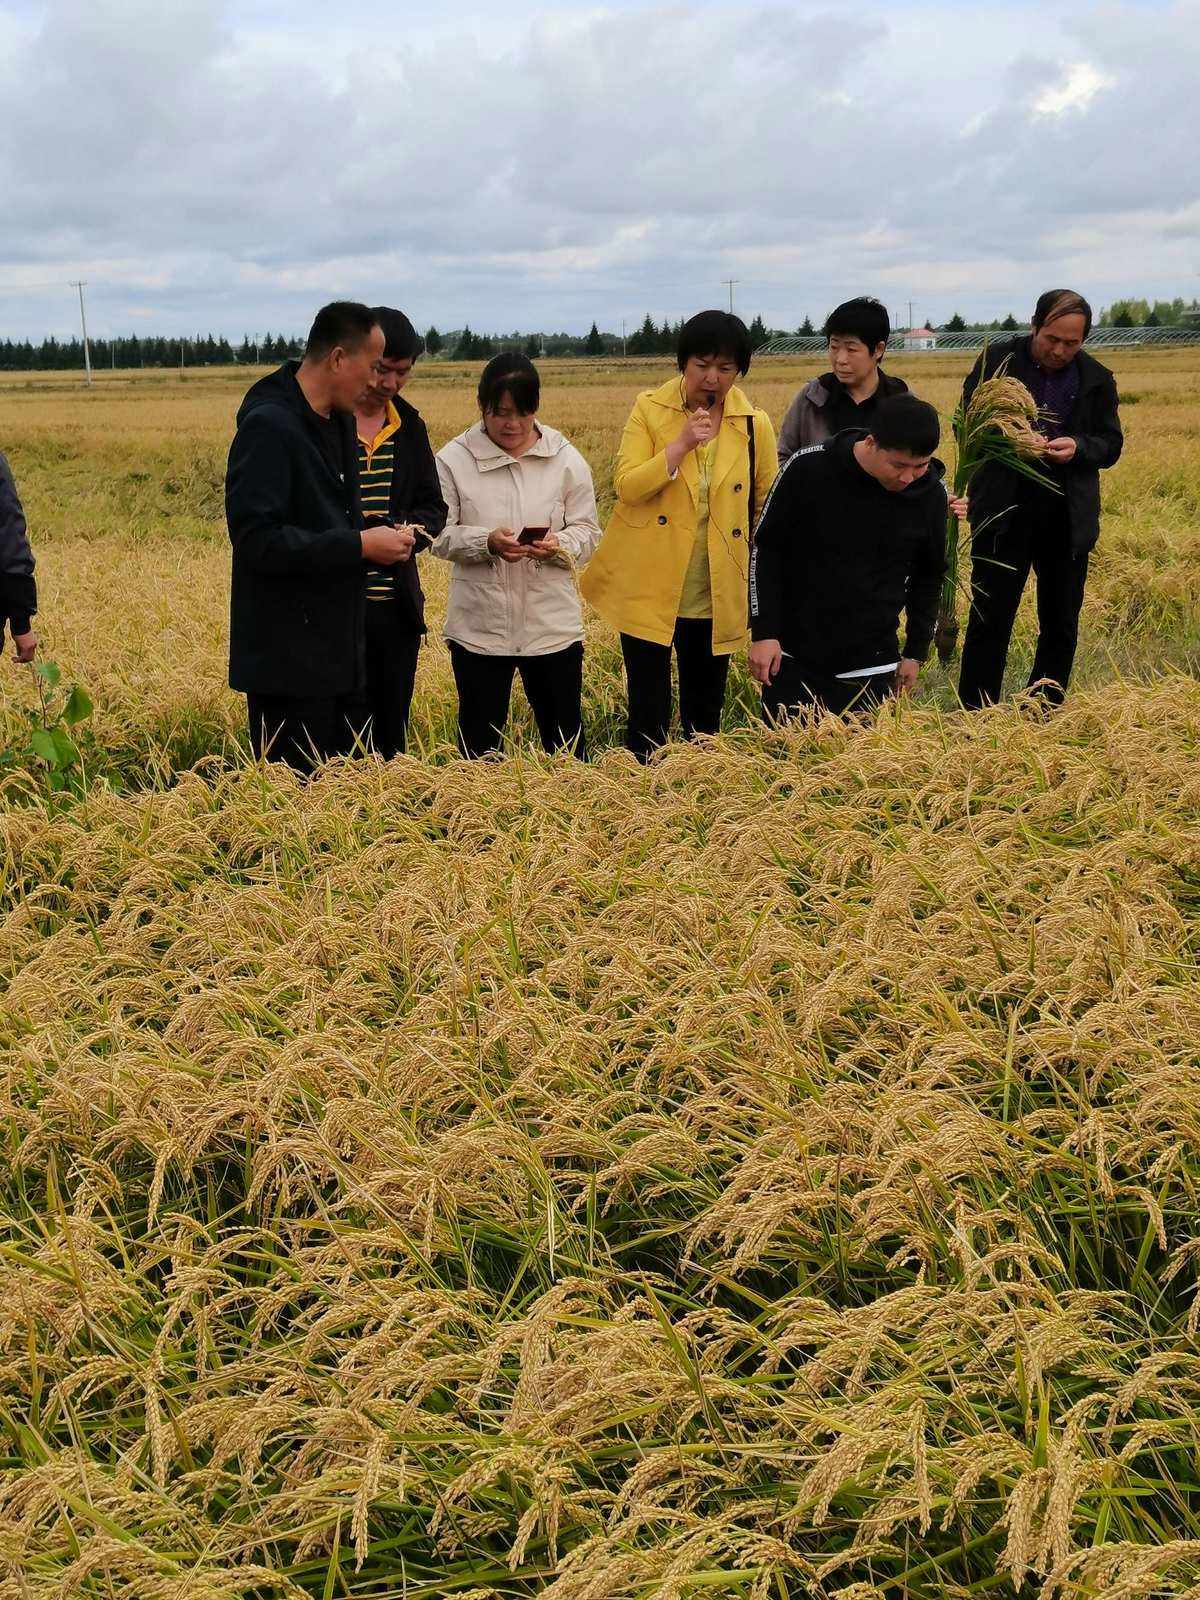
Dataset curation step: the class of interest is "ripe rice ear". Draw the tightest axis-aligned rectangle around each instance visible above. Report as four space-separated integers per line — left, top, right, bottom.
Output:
935 352 1062 664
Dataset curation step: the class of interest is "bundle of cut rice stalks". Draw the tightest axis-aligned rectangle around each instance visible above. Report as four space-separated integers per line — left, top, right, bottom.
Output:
935 357 1061 663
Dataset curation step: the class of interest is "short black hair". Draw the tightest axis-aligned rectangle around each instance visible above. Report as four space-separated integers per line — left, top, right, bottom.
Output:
823 296 890 351
1033 289 1093 339
304 301 378 361
869 395 940 456
478 352 539 416
676 310 752 375
371 306 422 363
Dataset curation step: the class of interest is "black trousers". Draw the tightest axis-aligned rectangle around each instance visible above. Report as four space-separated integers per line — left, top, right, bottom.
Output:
620 618 730 761
247 692 359 773
958 495 1089 709
762 659 894 723
448 640 586 758
349 607 421 760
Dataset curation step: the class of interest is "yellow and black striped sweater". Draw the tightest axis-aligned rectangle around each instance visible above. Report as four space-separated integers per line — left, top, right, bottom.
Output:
358 406 402 601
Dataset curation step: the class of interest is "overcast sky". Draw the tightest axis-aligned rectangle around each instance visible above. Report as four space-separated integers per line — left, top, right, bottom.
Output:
1 0 1197 340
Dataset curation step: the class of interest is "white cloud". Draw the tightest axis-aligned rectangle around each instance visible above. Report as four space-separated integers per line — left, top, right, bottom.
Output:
0 0 1196 340
1033 61 1115 116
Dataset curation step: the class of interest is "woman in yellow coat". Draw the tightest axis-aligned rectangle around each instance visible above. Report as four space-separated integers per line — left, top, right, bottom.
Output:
581 311 778 759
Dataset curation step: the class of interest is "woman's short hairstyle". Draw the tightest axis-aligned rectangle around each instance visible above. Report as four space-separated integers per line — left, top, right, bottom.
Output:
478 352 540 416
676 311 752 375
823 296 890 352
870 395 940 457
1033 289 1093 339
371 306 422 362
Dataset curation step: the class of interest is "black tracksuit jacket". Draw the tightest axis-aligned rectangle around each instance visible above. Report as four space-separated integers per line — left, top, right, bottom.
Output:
0 452 36 641
749 430 948 674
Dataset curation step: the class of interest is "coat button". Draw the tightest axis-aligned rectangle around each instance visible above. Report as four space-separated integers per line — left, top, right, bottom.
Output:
734 482 743 492
733 528 743 539
657 515 668 525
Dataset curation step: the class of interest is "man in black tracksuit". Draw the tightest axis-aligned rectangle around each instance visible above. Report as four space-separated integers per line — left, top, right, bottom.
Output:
1 451 37 664
958 289 1122 709
749 396 960 718
226 300 413 771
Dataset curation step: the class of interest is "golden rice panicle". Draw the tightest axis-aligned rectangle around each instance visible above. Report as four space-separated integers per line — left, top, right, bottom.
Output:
960 367 1052 460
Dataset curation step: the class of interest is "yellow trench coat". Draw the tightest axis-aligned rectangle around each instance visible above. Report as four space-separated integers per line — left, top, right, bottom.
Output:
581 377 778 652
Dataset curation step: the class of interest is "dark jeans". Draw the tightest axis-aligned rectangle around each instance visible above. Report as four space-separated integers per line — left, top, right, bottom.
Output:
247 692 359 773
762 658 894 722
620 618 730 761
448 640 586 758
958 494 1089 709
347 608 421 760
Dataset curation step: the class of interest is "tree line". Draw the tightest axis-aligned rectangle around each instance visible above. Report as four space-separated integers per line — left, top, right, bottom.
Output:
940 299 1200 333
6 297 1197 372
0 318 789 370
0 333 306 371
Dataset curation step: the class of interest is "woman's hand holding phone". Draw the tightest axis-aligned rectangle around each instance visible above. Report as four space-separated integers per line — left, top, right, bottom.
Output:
487 528 528 563
524 531 560 561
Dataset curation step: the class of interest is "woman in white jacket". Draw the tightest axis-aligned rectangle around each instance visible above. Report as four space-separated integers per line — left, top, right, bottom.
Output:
433 354 601 757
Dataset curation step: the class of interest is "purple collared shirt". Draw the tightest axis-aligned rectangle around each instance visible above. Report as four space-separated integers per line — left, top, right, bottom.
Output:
1026 355 1080 440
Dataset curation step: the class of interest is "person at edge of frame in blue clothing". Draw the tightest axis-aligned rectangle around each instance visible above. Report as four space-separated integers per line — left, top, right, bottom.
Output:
0 449 38 665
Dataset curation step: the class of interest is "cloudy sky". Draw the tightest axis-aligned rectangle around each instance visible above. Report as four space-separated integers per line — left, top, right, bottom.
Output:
1 0 1197 341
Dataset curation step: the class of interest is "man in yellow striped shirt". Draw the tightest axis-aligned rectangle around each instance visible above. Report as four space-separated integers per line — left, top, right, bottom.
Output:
351 307 447 756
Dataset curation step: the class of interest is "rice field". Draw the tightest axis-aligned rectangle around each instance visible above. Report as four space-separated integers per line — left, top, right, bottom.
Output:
1 354 1200 1597
0 350 1196 779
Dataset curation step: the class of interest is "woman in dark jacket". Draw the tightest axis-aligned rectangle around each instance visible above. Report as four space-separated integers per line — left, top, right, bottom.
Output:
958 289 1123 709
776 297 909 468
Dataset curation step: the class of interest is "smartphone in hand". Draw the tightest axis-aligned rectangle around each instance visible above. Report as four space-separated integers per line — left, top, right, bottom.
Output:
518 525 550 546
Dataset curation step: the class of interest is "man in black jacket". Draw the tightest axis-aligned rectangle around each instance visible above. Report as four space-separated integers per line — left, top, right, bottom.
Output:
958 289 1123 709
1 451 37 664
350 306 448 757
226 300 412 770
749 396 964 718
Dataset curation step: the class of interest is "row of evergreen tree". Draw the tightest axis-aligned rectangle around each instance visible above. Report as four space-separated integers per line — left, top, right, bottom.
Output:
6 298 1197 371
0 318 787 370
0 333 306 371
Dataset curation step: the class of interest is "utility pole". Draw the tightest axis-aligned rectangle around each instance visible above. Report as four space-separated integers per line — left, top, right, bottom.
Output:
907 299 914 331
621 317 627 357
70 280 92 387
722 278 738 314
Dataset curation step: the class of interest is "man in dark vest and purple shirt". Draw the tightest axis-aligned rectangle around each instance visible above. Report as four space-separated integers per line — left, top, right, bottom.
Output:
958 289 1123 709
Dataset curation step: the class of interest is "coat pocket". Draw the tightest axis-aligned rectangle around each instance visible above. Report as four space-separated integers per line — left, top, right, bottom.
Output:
447 560 508 647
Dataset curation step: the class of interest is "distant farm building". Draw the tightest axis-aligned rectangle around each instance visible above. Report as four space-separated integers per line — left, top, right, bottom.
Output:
903 327 937 351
